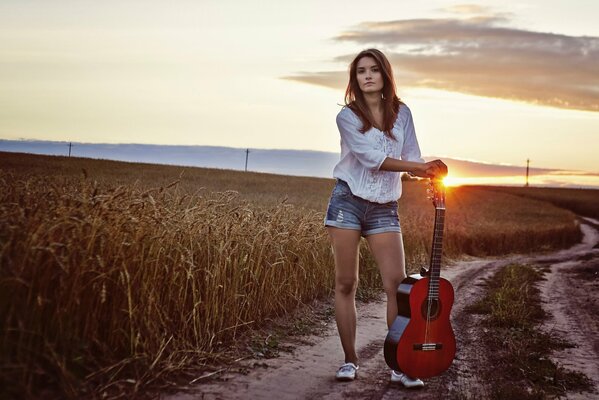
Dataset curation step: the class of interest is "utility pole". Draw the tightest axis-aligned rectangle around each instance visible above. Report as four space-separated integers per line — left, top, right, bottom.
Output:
525 158 530 187
245 148 250 172
68 142 72 157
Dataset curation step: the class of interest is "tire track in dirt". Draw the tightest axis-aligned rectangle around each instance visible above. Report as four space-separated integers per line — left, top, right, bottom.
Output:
536 218 599 399
163 219 599 400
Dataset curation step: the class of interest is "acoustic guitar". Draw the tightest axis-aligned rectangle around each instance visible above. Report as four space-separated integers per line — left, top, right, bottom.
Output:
383 178 456 379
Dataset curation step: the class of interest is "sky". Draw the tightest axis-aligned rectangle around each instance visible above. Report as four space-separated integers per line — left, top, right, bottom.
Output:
1 0 598 187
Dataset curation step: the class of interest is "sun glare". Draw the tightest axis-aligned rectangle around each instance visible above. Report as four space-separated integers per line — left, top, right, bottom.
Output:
442 175 461 187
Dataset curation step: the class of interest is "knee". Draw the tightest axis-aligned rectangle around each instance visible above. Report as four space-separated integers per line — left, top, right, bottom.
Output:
336 276 358 296
383 279 403 298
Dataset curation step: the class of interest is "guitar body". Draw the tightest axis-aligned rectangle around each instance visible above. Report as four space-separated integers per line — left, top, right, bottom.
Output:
384 274 456 378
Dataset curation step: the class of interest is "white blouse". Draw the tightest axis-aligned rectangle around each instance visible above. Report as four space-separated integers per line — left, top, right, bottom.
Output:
332 103 425 203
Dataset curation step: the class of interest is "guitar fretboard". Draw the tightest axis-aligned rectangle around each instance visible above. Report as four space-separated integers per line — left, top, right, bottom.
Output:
428 207 445 300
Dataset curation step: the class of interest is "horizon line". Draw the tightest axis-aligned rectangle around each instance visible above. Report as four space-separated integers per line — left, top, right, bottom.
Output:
2 138 597 176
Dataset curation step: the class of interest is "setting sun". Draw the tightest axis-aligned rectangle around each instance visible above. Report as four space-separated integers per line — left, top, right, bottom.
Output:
442 175 461 187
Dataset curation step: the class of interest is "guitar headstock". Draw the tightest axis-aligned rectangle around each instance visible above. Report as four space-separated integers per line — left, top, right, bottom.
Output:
426 178 446 209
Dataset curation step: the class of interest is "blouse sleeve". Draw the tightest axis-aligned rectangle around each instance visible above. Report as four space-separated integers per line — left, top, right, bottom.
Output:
400 106 425 163
336 109 387 170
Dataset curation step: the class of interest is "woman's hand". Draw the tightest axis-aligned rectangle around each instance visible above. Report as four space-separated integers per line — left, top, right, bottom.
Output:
412 159 448 179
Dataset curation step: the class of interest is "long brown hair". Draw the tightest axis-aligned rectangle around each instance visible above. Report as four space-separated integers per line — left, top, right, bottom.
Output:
344 48 402 139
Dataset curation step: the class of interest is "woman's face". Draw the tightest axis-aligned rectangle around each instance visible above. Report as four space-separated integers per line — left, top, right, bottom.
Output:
356 56 384 94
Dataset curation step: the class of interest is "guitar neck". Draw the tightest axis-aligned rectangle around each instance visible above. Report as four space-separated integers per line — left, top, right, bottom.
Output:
428 207 445 297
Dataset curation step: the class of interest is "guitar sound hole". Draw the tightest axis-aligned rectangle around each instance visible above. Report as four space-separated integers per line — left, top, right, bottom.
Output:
421 299 441 321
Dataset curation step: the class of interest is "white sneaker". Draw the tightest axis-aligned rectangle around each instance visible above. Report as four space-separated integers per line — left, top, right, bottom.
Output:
336 362 359 381
391 370 424 388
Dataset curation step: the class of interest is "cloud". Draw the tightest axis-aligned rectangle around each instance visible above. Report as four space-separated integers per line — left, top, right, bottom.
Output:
437 4 499 16
427 156 599 189
284 10 599 112
543 169 599 177
426 156 555 177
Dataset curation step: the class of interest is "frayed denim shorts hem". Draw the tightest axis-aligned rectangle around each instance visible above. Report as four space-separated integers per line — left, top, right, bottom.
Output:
323 179 401 237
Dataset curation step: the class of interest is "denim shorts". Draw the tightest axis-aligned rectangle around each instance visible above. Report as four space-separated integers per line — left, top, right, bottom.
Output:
323 179 401 236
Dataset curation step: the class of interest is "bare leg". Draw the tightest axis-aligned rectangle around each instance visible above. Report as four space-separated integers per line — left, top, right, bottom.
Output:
327 227 362 365
366 232 425 383
365 232 407 329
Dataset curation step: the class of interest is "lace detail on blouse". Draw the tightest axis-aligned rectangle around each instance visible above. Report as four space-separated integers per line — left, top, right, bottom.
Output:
332 104 425 203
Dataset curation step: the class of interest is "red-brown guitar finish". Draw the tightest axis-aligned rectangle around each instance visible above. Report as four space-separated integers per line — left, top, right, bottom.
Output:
384 179 456 379
393 276 455 378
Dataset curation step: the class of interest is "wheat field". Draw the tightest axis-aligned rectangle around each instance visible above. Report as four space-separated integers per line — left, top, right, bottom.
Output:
0 152 588 398
474 185 599 220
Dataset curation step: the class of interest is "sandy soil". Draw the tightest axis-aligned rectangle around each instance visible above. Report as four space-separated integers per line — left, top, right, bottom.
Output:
536 218 599 400
162 218 599 400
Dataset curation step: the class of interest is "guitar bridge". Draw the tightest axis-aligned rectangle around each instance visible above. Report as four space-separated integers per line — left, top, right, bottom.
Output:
413 343 444 351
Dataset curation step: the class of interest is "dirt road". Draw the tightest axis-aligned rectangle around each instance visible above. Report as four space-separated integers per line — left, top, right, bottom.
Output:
163 218 599 400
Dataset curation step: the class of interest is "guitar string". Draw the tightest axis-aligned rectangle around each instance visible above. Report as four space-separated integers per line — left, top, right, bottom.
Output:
425 206 443 346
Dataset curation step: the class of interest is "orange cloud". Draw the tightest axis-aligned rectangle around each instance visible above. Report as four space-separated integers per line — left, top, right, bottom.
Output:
426 156 550 177
427 156 599 188
284 14 599 112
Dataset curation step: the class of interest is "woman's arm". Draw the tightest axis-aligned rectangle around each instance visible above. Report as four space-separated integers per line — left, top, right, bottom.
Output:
336 109 388 170
380 106 448 179
380 158 448 179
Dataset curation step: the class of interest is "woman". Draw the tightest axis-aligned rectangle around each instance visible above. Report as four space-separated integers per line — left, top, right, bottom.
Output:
324 48 447 388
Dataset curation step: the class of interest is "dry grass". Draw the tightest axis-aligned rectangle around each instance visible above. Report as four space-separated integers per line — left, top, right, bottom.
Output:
0 151 587 398
0 172 336 398
0 151 331 210
469 185 599 220
467 264 593 398
441 186 583 257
